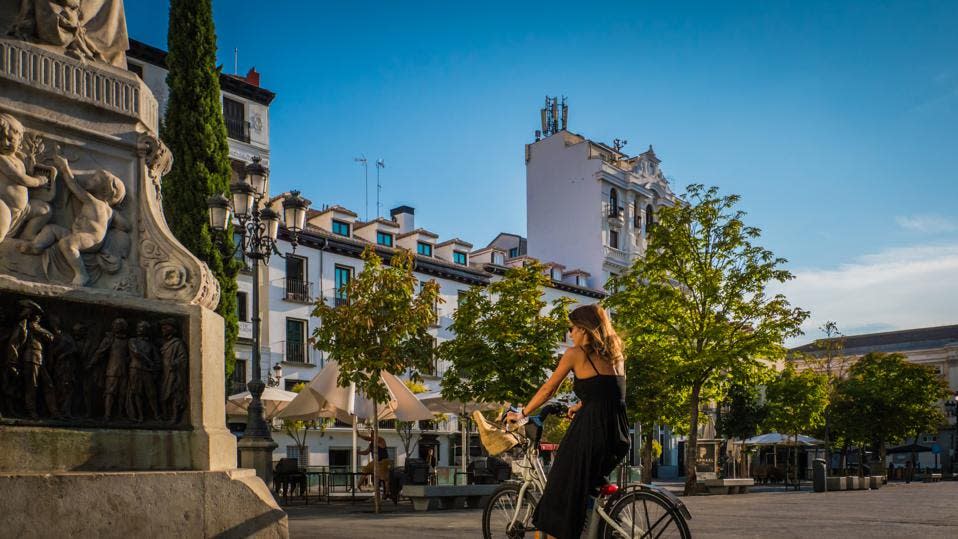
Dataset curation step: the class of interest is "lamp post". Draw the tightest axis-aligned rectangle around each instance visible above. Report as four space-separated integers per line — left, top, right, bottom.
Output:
945 391 958 476
207 155 310 485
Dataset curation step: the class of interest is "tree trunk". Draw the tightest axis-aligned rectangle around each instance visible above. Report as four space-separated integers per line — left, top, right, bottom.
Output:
641 430 655 484
683 384 702 496
372 403 381 514
879 437 887 477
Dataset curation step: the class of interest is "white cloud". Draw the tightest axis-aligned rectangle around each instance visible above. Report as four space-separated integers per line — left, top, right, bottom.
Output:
773 244 958 345
895 215 957 234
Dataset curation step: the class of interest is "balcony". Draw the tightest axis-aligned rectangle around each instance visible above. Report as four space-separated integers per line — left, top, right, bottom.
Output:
603 245 629 268
606 206 625 224
284 278 313 303
225 116 250 143
285 341 309 364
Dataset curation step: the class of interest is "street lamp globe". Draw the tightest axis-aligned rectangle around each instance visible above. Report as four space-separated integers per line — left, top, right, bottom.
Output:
245 155 269 197
206 193 230 232
272 363 283 381
259 207 280 241
282 190 309 233
229 179 256 220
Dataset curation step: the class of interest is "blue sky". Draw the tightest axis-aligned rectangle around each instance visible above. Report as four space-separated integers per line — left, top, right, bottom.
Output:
126 1 958 341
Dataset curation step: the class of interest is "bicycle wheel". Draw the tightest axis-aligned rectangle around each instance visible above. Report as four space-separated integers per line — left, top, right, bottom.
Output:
482 483 540 539
601 490 691 539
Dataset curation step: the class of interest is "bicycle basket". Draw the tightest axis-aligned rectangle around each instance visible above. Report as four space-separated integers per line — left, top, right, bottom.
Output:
473 410 521 456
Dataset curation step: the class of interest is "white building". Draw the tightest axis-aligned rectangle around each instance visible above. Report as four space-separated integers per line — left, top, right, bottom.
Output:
525 100 675 290
232 202 606 469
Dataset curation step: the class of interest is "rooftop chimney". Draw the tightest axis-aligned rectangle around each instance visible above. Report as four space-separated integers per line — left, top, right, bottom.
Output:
390 205 415 234
244 67 260 87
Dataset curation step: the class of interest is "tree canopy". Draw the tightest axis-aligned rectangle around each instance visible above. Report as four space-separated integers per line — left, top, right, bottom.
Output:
439 260 572 406
606 184 808 494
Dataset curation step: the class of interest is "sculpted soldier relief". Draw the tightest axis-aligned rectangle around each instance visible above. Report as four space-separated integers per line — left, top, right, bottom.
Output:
0 112 133 288
0 295 189 427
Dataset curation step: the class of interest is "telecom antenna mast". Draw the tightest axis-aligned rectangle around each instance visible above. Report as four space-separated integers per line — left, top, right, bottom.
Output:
354 155 368 220
375 159 385 219
539 96 568 138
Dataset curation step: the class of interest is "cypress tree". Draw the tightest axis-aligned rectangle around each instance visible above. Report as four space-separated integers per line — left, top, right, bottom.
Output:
161 0 239 378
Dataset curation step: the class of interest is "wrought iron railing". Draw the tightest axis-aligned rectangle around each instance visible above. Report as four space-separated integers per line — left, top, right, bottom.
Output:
284 278 313 302
225 116 250 142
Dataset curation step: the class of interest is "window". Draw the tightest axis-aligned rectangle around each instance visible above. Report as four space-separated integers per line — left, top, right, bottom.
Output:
233 233 248 269
223 97 248 142
633 201 641 228
286 445 309 468
492 252 505 265
334 265 352 306
286 318 308 363
453 251 467 265
609 230 619 249
332 220 350 237
236 291 248 322
609 189 619 217
508 247 519 258
376 231 393 246
417 242 433 257
645 205 654 234
457 289 466 307
285 255 310 302
550 268 562 281
421 281 439 317
231 360 247 394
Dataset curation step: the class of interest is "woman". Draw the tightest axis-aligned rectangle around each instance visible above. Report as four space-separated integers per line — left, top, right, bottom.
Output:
357 428 392 496
506 304 630 539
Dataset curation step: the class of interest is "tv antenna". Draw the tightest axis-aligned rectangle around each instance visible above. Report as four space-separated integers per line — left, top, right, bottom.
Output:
375 159 385 219
354 155 368 220
613 138 628 153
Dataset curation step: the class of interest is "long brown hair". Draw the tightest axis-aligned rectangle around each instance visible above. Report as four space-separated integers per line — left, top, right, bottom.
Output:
569 304 623 364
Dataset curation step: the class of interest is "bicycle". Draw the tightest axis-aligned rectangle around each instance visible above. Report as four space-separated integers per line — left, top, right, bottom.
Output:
481 402 692 539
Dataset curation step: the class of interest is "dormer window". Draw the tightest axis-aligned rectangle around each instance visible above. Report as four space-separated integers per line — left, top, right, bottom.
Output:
417 242 433 257
376 231 393 247
453 251 467 265
508 247 519 258
492 252 505 265
332 219 350 237
550 268 562 281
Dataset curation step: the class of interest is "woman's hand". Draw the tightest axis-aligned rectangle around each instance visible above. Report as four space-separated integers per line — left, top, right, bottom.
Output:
566 402 583 419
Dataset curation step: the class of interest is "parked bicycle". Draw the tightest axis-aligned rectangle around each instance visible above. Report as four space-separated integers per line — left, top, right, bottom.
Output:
481 402 692 538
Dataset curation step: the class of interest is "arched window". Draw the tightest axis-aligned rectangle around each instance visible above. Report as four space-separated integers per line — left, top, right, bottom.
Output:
633 201 641 228
645 204 654 234
609 189 619 217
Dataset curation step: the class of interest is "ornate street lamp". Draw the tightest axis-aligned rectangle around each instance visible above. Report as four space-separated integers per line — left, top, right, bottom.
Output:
267 363 283 388
207 155 310 484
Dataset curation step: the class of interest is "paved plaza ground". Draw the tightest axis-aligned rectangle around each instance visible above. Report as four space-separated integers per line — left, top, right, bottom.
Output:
286 481 958 538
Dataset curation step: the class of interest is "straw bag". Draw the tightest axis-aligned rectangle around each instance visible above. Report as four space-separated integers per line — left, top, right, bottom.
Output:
473 410 521 456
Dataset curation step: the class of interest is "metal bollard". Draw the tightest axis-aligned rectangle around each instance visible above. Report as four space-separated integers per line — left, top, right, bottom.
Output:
813 458 827 492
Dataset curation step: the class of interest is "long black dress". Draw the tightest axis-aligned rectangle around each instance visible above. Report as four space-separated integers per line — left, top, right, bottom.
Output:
533 353 630 539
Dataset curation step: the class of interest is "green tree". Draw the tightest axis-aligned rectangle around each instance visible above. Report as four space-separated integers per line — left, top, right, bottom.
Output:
837 352 948 469
282 382 330 465
162 0 239 376
311 247 439 512
763 364 829 487
715 379 767 478
607 184 808 494
541 379 576 445
439 261 572 406
809 321 852 459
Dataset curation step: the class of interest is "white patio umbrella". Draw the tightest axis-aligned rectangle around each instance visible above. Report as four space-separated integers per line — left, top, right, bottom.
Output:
743 433 824 446
226 387 299 420
277 360 435 472
417 392 500 476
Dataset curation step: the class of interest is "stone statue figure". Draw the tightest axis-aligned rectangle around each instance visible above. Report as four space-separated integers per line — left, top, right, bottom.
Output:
159 318 187 424
0 113 54 245
126 320 159 423
19 148 127 286
0 312 21 417
72 322 100 418
91 317 128 421
7 300 57 418
6 0 129 68
48 315 78 418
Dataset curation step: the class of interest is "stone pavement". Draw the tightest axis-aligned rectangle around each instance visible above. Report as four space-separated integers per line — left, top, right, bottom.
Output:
286 481 958 538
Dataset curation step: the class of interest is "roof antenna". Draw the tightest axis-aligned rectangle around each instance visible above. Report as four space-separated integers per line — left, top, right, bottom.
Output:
233 48 238 75
376 159 385 219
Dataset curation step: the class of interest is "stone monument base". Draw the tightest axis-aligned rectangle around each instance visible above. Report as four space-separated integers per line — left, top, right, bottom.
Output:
0 469 287 538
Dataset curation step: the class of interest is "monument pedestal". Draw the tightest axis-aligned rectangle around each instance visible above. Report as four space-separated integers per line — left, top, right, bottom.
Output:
239 436 280 488
0 9 285 536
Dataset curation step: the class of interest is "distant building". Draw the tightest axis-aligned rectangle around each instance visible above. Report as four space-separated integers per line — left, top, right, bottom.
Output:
525 98 676 290
790 324 958 472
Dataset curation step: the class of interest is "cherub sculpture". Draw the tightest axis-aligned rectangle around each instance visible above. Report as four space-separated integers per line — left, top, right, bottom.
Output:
18 148 126 286
0 113 54 244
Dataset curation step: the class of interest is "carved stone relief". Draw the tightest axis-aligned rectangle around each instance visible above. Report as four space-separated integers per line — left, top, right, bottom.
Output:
3 0 129 68
0 293 189 428
0 112 133 289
